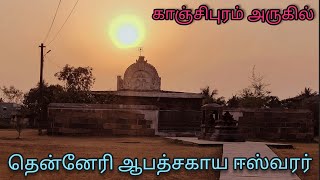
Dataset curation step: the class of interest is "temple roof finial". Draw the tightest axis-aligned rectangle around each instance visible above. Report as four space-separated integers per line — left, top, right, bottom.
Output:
138 47 143 57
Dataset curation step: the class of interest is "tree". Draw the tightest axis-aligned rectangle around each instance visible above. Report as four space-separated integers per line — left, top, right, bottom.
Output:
281 87 318 109
265 96 281 108
281 87 319 136
23 83 65 126
299 87 317 98
201 86 226 105
249 66 271 98
54 65 96 104
237 66 273 108
227 95 240 108
54 64 95 92
0 86 24 104
11 114 27 139
11 106 28 139
24 83 65 109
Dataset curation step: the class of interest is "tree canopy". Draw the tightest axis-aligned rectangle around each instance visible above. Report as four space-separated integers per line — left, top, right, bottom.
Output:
226 66 276 108
54 64 95 92
201 86 225 105
0 85 24 104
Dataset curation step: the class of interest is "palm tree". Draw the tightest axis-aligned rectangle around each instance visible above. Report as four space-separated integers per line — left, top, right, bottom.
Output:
299 87 317 98
201 86 225 105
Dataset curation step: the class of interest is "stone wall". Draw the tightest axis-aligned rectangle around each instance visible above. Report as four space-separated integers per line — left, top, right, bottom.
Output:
230 108 314 141
158 110 201 132
48 103 158 136
113 96 203 111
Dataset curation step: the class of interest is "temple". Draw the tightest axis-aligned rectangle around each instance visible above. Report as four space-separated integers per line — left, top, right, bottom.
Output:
48 56 203 136
47 55 315 141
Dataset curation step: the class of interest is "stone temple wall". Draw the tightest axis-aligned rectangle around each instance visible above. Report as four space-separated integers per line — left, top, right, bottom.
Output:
228 108 314 142
47 103 158 136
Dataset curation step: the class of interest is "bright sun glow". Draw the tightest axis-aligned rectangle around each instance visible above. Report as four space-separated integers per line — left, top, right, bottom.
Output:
109 15 145 48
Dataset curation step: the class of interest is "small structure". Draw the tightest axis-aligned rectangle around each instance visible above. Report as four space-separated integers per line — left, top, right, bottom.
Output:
0 102 21 128
199 103 245 142
199 103 223 139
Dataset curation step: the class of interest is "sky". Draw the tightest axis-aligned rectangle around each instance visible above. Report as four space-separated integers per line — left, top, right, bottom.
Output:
0 0 318 100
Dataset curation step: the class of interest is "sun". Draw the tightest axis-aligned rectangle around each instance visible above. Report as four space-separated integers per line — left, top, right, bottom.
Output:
109 15 145 48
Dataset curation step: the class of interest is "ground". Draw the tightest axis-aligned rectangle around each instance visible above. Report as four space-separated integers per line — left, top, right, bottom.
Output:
0 130 318 180
0 129 222 180
271 143 319 180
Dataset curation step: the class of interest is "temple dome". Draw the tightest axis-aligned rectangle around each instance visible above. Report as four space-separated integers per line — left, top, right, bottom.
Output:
117 56 161 91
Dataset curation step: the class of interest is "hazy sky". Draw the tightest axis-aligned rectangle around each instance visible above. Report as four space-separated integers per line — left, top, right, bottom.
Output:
0 0 318 99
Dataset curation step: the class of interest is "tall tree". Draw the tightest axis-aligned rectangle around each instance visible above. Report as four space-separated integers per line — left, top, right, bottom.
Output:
0 86 24 104
249 66 271 98
237 66 273 108
54 64 95 92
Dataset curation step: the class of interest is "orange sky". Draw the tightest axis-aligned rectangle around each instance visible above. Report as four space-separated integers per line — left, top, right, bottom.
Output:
0 0 318 99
